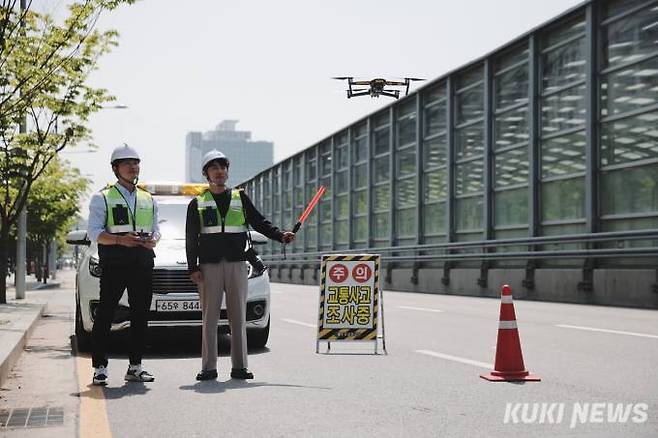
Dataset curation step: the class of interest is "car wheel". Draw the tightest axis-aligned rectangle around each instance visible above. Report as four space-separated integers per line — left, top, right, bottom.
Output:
75 300 92 353
247 317 270 349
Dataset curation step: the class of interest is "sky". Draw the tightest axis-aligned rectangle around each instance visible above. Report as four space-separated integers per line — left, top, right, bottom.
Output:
54 0 585 207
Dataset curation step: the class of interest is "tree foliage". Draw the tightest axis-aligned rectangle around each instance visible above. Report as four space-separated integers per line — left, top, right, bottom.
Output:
0 0 134 303
26 156 90 247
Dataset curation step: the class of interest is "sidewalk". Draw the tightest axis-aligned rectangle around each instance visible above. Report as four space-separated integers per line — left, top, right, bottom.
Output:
0 273 63 386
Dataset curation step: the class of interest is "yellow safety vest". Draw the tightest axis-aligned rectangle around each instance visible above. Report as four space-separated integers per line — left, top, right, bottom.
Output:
196 189 247 234
102 185 154 234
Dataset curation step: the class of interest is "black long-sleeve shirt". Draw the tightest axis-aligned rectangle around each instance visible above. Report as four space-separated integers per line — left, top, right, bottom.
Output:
185 188 284 273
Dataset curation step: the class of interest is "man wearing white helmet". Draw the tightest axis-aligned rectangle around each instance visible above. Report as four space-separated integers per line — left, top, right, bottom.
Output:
186 149 295 381
87 143 160 386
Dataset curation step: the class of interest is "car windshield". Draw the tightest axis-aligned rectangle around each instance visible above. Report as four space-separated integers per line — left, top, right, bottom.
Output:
155 196 191 240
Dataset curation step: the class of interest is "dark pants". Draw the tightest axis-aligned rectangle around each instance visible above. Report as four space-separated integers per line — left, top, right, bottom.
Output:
92 265 153 368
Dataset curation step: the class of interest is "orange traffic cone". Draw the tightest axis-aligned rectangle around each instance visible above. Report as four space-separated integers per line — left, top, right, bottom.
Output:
480 284 540 382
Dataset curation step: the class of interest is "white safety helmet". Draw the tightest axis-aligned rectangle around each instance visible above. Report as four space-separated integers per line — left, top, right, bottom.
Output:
201 149 229 173
110 143 140 165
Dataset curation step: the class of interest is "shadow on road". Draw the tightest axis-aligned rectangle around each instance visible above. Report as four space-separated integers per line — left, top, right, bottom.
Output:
179 380 331 394
73 382 152 400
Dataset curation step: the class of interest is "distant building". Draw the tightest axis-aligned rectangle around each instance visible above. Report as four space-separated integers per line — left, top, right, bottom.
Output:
185 120 274 185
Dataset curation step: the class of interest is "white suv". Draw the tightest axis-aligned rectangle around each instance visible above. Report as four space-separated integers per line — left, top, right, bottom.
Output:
66 183 271 351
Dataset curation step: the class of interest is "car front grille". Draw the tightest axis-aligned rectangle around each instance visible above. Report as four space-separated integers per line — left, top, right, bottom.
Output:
148 310 204 321
92 306 266 324
152 269 197 294
90 301 267 325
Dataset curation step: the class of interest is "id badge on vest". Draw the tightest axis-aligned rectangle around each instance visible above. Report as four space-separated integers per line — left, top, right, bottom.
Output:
202 207 219 226
112 204 130 225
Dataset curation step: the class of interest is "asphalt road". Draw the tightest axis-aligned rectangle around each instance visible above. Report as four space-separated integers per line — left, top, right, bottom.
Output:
1 270 657 437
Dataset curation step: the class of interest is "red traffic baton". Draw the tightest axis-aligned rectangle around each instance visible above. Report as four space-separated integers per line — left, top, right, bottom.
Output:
291 185 326 233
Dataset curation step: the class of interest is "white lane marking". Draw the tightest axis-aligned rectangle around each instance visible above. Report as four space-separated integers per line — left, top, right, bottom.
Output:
282 318 316 328
414 350 492 369
397 305 444 313
556 324 658 339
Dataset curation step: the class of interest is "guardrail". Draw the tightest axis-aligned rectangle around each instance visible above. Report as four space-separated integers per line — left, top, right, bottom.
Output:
262 229 658 263
260 229 658 291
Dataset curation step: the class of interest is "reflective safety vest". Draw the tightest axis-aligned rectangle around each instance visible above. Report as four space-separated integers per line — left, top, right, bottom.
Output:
196 189 247 234
101 185 154 234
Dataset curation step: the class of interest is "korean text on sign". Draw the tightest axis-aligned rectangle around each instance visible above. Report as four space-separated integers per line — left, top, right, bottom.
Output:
323 261 376 329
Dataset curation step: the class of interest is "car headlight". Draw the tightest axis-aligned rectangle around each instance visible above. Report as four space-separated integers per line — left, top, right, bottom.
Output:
89 256 102 278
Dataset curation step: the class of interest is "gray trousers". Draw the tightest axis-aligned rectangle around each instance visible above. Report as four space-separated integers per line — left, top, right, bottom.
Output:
199 260 248 371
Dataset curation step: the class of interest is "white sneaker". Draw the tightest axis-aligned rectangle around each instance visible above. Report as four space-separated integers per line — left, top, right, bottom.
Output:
125 364 155 382
92 366 108 386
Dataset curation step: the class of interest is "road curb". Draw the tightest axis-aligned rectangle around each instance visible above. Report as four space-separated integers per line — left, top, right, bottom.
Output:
0 302 47 387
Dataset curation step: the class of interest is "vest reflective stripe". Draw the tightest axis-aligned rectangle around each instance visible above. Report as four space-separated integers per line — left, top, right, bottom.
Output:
108 224 134 233
200 225 249 234
102 186 154 234
197 200 243 209
197 189 247 234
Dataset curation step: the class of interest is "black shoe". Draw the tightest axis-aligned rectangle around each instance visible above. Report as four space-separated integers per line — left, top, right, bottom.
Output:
230 368 254 380
92 366 108 386
125 365 155 382
196 369 218 381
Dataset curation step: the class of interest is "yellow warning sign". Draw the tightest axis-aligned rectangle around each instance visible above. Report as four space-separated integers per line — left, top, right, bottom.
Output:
317 254 380 341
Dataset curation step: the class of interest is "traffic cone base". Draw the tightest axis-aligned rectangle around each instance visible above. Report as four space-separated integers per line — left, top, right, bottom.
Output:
480 371 541 382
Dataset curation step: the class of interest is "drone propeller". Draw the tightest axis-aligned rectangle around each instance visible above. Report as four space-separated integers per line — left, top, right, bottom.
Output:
352 88 369 92
381 76 426 82
332 77 352 80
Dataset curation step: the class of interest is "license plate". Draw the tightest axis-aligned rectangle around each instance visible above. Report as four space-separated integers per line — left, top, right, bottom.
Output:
155 299 200 312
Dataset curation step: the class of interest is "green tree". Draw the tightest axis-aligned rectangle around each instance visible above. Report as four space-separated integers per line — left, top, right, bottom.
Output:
0 0 134 303
26 157 90 282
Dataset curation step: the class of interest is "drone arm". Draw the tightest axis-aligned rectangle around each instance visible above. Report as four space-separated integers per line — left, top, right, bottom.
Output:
380 90 400 99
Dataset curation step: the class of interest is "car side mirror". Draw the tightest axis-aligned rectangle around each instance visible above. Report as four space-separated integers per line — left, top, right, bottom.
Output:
66 229 91 246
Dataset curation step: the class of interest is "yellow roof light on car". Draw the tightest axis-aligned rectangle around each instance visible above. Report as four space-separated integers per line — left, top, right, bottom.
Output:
179 184 207 196
136 182 207 196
